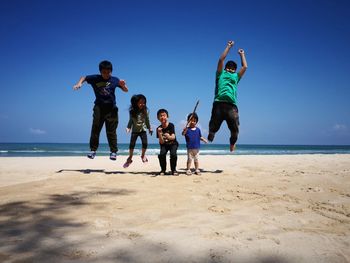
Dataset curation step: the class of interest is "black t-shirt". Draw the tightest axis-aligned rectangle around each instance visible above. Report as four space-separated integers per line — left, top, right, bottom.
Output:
85 74 120 105
157 122 178 145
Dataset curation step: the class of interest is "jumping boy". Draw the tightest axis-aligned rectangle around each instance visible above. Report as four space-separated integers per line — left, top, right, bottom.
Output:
156 109 178 175
208 40 248 152
73 60 128 160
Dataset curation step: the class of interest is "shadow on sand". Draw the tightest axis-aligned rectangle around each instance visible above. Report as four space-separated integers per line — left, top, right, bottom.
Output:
0 187 291 263
56 168 224 176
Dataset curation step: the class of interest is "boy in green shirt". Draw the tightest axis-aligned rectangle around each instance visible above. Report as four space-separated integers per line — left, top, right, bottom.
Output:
208 40 248 152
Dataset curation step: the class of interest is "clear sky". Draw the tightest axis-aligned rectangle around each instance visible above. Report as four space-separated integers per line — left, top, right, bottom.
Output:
1 0 350 145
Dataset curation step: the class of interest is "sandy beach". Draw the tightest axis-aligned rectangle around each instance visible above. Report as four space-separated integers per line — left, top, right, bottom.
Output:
0 154 349 263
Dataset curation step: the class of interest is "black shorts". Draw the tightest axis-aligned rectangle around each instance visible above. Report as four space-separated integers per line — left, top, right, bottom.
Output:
129 131 148 149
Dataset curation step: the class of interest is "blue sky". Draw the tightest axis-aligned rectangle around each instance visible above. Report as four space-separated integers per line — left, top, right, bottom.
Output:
0 0 350 145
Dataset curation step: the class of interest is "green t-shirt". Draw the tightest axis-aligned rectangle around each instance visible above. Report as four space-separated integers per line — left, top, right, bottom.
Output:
127 111 151 133
214 70 240 105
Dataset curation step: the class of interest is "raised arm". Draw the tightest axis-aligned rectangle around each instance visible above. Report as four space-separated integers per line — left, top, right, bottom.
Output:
73 76 86 90
119 80 128 92
217 41 234 73
238 49 248 78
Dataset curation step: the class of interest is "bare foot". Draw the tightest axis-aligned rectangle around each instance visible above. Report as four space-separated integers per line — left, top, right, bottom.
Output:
230 144 235 152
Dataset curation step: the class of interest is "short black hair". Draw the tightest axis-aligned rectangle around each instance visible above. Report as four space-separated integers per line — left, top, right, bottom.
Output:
187 112 198 122
225 60 237 71
99 60 113 72
157 109 168 118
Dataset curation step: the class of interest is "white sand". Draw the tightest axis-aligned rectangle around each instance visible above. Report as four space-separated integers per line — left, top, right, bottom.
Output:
0 155 349 263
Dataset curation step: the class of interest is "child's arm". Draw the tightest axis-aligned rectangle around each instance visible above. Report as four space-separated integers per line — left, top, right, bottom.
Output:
118 80 128 92
200 136 208 143
238 49 248 78
126 115 132 133
73 76 86 90
182 127 188 136
217 41 234 73
145 112 153 135
157 127 165 144
164 133 176 141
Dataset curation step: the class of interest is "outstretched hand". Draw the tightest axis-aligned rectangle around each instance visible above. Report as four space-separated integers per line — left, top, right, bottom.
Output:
238 49 245 55
73 84 82 90
227 40 234 47
119 80 126 87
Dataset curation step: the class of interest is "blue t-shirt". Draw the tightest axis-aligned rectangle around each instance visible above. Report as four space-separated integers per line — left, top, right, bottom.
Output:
185 127 202 149
85 75 120 105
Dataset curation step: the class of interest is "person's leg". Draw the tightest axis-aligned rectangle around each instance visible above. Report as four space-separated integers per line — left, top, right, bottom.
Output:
193 149 201 175
105 106 119 154
124 132 137 168
170 143 178 174
128 148 134 160
208 102 224 142
140 131 148 161
89 105 105 152
158 145 168 173
128 132 138 159
225 104 240 152
186 149 193 175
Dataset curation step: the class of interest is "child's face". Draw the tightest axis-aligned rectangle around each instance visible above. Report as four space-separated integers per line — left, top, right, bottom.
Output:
137 99 146 110
100 69 112 80
158 112 168 124
225 68 235 73
189 118 197 128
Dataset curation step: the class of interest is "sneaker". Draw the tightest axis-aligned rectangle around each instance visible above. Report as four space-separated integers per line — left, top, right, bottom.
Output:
87 151 96 159
207 133 215 142
123 158 133 168
110 152 117 161
195 169 201 175
158 171 166 176
186 170 192 176
141 155 148 163
171 171 179 176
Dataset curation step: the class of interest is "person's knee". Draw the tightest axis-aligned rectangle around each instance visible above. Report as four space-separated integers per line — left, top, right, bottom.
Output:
158 153 166 159
187 156 193 163
129 143 136 149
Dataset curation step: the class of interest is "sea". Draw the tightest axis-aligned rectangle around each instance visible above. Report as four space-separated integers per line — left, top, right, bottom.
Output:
0 143 350 157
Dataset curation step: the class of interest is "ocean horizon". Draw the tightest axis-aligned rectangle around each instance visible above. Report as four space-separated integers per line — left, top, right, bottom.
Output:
1 143 350 157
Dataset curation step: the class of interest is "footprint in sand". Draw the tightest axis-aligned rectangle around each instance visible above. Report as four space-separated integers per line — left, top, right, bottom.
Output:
306 186 323 193
286 207 304 213
208 205 231 213
309 201 350 223
62 249 97 260
105 230 143 240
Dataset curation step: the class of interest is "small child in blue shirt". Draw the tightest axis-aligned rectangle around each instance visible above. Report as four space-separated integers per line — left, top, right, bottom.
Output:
182 113 208 175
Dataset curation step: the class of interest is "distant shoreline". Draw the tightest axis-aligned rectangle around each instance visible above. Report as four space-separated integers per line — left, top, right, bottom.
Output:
1 143 350 157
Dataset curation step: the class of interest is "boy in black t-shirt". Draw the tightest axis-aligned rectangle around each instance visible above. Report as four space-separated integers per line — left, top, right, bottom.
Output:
73 60 128 160
156 109 178 175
